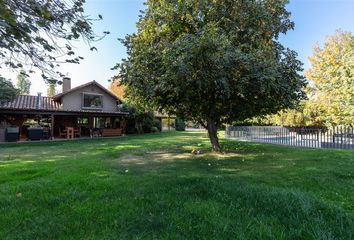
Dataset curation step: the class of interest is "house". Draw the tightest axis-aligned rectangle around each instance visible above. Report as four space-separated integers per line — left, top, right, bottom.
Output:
0 78 128 142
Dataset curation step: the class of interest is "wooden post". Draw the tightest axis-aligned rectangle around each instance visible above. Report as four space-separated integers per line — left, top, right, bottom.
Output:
51 114 54 140
121 117 127 135
167 116 171 131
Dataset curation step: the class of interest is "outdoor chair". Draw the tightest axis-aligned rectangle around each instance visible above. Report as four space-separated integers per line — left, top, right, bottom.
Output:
90 128 102 138
74 127 81 138
66 127 74 139
59 127 67 138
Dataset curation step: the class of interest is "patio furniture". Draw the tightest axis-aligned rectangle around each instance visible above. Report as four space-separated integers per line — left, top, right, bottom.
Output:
27 127 44 141
59 127 67 138
102 128 123 137
5 127 20 142
90 128 102 138
66 127 74 139
74 127 81 138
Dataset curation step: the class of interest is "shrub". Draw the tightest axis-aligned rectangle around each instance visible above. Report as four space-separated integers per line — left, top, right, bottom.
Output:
153 119 162 132
141 112 155 133
150 126 159 133
175 117 186 131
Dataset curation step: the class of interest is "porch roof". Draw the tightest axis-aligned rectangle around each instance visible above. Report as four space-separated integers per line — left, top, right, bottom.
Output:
1 95 60 111
0 95 128 116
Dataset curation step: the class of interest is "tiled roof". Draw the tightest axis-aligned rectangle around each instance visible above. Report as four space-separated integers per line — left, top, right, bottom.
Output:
0 95 61 111
0 95 129 115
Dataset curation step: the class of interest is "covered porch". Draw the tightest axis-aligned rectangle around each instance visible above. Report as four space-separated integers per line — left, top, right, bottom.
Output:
0 109 128 142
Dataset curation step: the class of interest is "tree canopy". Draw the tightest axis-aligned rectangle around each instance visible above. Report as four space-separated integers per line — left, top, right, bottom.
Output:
0 0 108 80
305 30 354 126
118 0 306 152
0 76 18 103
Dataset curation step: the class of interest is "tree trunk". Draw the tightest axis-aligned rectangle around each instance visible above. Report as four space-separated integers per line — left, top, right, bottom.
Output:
207 118 222 152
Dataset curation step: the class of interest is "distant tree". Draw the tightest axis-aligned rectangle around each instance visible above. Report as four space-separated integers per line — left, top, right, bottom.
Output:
305 30 354 126
118 0 306 152
0 0 109 80
47 79 57 97
110 79 127 100
269 100 326 127
0 76 18 103
16 70 31 95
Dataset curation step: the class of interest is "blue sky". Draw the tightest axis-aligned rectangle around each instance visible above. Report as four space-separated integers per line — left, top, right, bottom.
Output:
2 0 354 95
280 0 354 69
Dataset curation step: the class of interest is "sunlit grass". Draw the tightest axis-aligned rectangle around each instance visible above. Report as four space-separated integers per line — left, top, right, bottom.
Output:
0 131 353 239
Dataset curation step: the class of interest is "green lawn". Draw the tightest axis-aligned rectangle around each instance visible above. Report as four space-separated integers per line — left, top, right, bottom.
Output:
0 131 353 239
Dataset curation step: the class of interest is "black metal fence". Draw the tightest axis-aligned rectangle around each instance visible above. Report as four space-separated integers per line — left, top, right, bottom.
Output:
226 126 354 149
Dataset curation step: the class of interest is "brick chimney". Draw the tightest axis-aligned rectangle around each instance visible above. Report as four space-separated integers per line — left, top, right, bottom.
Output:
62 77 71 93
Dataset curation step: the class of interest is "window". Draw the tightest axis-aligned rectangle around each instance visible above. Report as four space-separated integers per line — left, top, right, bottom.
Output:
93 117 111 128
82 93 103 109
94 117 105 128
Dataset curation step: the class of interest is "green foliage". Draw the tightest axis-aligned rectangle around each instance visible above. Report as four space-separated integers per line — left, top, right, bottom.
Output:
0 0 109 79
119 0 306 151
0 76 19 102
153 118 162 132
150 126 159 133
258 30 354 127
46 79 57 97
175 117 186 131
47 84 56 97
121 103 159 134
0 132 353 239
268 100 327 127
16 70 31 95
140 112 155 133
305 30 354 126
241 99 327 127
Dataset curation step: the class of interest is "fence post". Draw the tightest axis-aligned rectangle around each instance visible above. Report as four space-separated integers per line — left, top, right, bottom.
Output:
340 126 343 149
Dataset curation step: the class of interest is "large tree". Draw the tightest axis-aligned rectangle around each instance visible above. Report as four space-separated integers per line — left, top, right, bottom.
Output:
0 76 18 103
119 0 306 152
305 30 354 126
0 0 108 79
16 70 31 95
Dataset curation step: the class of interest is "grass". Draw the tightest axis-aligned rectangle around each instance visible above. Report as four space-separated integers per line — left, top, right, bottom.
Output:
0 131 353 239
